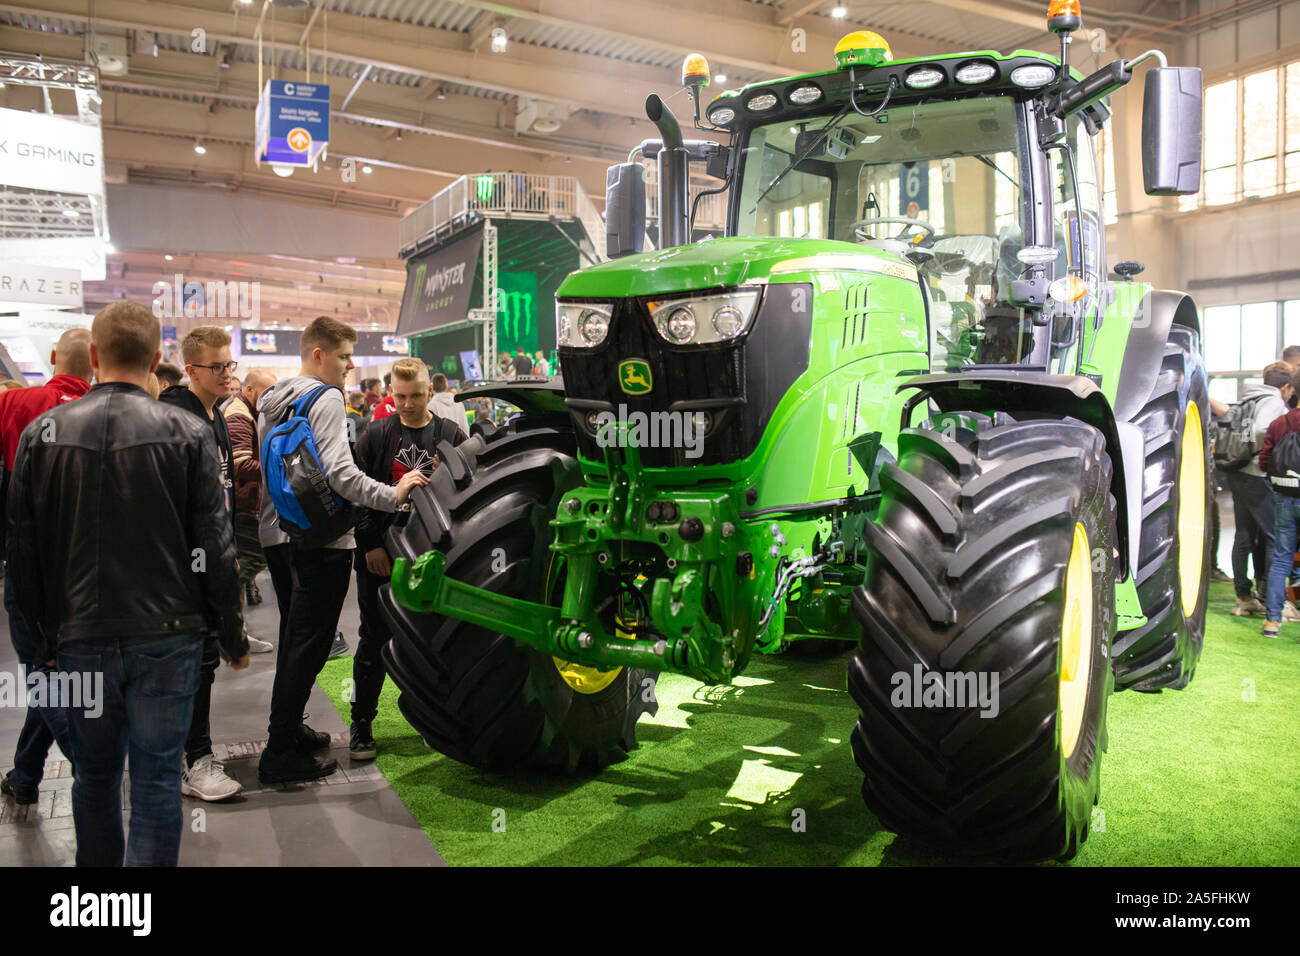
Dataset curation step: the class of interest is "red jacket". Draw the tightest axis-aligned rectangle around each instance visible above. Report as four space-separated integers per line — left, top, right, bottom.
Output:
0 374 92 471
222 391 261 515
372 396 395 421
1258 407 1300 475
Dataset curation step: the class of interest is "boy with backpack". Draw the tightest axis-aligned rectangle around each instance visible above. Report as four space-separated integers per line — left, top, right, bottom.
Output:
1258 364 1300 638
255 317 429 785
1219 362 1293 617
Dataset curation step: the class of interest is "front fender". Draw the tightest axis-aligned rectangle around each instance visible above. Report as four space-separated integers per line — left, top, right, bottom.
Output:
896 371 1137 580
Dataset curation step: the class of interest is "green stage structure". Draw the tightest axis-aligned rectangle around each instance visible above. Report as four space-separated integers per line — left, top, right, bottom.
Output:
396 173 606 382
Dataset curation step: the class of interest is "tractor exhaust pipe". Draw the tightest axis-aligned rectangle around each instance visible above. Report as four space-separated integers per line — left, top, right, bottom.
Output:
646 94 690 250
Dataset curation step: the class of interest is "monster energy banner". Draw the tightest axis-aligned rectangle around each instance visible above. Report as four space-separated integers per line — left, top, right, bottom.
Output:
495 271 539 356
396 225 484 336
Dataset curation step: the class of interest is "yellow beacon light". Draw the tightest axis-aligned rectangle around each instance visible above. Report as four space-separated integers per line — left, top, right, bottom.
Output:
682 53 711 90
834 31 893 69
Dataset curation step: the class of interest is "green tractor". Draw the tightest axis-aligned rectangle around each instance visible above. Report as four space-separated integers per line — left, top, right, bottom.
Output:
383 4 1209 862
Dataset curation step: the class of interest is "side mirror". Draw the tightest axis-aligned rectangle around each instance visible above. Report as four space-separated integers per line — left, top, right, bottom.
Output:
1142 66 1202 196
605 162 646 259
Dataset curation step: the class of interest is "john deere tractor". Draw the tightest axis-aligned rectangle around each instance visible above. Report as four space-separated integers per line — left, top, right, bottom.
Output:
383 0 1208 862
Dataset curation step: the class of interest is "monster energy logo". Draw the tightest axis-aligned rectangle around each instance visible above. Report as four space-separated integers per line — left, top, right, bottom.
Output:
419 261 468 297
475 174 494 202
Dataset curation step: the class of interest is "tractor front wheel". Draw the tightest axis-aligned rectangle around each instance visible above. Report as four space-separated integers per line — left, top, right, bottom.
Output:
851 412 1115 861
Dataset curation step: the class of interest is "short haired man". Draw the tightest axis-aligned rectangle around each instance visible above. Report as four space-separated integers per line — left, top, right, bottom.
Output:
429 372 470 436
225 368 277 617
1227 361 1295 617
1258 365 1300 636
156 363 184 390
512 347 533 377
349 358 465 759
533 350 550 377
159 325 247 801
7 301 247 865
0 329 92 808
371 372 396 421
256 317 429 784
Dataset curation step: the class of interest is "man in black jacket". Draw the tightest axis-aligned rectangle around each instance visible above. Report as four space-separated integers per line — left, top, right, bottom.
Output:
158 325 249 802
6 301 248 866
349 357 465 759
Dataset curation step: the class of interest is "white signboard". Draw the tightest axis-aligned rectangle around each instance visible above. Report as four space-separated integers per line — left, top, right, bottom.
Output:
0 237 107 282
0 263 83 309
0 107 105 197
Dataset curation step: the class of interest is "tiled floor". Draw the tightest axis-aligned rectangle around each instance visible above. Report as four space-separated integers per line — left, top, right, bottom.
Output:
0 570 445 867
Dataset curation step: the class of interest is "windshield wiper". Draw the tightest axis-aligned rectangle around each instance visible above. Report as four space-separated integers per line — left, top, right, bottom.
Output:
975 154 1021 190
748 101 853 214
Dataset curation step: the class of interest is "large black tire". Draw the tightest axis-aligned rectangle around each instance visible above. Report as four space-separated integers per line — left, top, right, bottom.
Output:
851 412 1115 862
1113 324 1212 691
379 414 658 772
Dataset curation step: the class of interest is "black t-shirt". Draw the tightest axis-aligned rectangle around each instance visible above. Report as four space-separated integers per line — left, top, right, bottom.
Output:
390 420 443 483
513 353 533 375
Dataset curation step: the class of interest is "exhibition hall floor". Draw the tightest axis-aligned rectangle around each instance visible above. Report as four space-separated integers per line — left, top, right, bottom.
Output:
1 497 1297 866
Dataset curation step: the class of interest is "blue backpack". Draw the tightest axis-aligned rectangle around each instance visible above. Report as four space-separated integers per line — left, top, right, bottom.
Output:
261 384 359 547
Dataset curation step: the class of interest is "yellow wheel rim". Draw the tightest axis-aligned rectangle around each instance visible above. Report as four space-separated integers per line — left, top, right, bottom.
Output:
545 554 625 695
1059 523 1094 761
1177 402 1207 618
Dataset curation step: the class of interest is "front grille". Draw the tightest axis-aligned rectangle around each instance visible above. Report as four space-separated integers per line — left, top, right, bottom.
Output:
558 284 812 467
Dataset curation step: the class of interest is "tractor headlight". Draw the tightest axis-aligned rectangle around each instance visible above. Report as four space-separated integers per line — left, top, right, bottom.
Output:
647 289 761 345
747 92 778 112
556 301 613 347
787 83 824 105
955 61 997 85
904 67 945 89
708 105 736 126
1010 64 1057 89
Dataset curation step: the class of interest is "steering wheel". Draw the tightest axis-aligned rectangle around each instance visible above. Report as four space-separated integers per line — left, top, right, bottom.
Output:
851 216 936 246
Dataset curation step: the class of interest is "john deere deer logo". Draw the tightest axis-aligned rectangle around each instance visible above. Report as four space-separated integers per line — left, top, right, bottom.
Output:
619 359 653 395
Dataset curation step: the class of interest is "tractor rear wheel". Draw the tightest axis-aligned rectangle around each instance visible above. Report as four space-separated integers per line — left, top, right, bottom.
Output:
379 414 658 772
1113 324 1212 691
851 412 1115 861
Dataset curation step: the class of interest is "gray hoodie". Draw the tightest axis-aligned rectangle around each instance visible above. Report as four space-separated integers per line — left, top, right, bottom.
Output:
430 390 470 437
1240 381 1289 478
257 375 399 550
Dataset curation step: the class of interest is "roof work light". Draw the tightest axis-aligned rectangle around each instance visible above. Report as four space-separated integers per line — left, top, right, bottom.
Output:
834 31 893 69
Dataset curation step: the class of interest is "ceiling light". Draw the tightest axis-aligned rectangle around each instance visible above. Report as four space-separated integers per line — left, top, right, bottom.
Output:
164 254 174 261
361 164 373 174
831 5 847 19
490 27 508 54
194 142 207 154
714 73 727 83
270 163 295 178
62 208 80 218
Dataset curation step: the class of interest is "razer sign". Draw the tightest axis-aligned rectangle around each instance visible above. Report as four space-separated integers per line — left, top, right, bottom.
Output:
396 226 484 335
256 81 330 168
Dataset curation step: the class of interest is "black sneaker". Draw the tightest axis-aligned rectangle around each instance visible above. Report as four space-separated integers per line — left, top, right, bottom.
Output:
327 631 350 660
295 722 331 754
0 771 36 805
349 721 377 761
257 748 338 786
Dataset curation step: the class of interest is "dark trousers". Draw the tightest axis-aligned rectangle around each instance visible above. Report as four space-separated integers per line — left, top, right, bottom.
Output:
265 542 294 648
353 564 390 724
1227 470 1274 598
266 544 352 752
58 633 201 867
235 511 267 587
4 570 73 787
183 634 219 765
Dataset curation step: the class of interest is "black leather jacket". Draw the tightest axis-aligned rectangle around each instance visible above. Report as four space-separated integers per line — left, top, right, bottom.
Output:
5 382 246 662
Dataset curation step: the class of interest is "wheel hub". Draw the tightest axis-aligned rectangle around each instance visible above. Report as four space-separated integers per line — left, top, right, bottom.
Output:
1059 522 1094 760
1178 402 1206 618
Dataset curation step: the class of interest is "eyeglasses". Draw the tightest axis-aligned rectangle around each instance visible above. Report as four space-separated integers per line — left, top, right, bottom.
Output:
190 361 238 375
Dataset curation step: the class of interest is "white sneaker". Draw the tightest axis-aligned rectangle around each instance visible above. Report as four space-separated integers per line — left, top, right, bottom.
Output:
1283 601 1300 623
246 631 274 654
1232 596 1266 616
182 753 243 802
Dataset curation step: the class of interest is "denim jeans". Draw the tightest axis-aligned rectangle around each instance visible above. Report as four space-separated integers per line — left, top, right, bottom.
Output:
4 570 73 787
58 633 201 867
1267 494 1300 622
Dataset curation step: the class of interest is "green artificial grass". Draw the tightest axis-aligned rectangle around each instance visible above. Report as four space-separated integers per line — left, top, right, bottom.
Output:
317 579 1300 866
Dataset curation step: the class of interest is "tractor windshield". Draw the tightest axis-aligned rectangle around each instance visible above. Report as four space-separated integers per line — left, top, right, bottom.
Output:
734 95 1038 365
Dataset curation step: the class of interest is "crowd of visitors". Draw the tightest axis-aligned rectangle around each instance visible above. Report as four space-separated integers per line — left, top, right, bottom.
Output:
0 305 470 866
